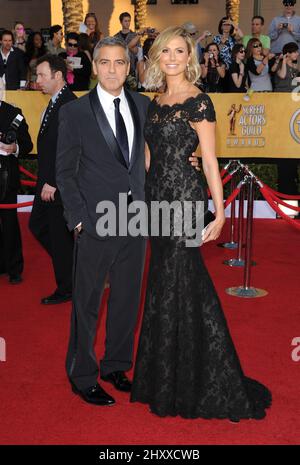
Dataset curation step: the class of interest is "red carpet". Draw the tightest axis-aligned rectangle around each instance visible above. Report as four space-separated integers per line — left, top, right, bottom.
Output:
0 214 299 445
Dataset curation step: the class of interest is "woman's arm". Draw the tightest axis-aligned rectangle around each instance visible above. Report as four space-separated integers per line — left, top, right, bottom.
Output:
191 119 225 242
145 143 150 172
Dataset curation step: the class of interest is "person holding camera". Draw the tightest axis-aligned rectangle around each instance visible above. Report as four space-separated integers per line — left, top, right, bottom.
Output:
269 0 300 55
226 44 248 92
274 41 300 91
200 43 226 92
0 78 33 284
245 38 277 91
213 16 244 69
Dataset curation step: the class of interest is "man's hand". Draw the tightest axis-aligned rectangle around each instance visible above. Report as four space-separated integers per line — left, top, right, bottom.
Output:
189 152 201 171
41 183 56 202
288 24 294 33
0 141 17 155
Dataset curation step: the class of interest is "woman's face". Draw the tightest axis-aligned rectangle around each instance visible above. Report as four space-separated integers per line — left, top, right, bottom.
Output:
15 23 25 37
67 38 79 55
34 34 42 49
236 47 246 60
221 20 232 34
208 45 219 59
86 17 96 31
252 42 262 55
159 36 190 78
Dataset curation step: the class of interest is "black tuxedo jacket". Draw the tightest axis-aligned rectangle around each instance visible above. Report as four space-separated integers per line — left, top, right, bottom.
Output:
0 48 27 90
36 86 77 201
56 86 150 238
0 101 33 191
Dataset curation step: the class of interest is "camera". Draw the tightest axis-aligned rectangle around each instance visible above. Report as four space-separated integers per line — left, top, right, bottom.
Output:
209 53 214 59
0 114 23 145
282 23 288 28
146 28 155 34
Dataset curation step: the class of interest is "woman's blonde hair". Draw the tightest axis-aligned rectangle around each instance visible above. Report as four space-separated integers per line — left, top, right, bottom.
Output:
145 26 200 90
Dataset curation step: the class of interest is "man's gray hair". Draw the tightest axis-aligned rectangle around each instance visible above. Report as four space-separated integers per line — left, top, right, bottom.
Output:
93 36 130 62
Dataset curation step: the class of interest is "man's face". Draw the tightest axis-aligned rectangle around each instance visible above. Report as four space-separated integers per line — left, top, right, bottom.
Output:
121 16 131 30
252 19 263 34
36 61 59 96
54 29 63 44
1 34 13 52
93 46 130 96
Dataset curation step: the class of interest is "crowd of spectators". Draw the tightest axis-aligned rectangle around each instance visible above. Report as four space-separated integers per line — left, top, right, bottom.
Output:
0 0 300 93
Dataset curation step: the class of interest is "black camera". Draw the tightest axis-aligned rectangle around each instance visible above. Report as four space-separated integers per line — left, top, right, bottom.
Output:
282 23 288 28
147 28 155 34
0 113 24 144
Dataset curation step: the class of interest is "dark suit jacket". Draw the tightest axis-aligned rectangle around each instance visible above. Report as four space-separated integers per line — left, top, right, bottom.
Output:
0 101 33 191
56 86 150 238
0 47 27 90
36 86 77 201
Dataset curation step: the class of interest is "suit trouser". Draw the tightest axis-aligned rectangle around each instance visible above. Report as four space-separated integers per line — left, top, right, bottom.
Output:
66 230 146 391
29 196 73 294
0 190 23 276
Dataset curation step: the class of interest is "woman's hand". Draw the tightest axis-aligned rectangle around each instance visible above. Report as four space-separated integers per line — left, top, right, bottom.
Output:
202 215 225 243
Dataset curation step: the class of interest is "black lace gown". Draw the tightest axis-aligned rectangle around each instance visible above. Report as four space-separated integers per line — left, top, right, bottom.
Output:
130 93 271 421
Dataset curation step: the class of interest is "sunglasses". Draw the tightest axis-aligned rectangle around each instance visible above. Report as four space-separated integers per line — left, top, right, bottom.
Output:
239 49 246 53
68 42 78 47
253 43 262 48
3 58 7 68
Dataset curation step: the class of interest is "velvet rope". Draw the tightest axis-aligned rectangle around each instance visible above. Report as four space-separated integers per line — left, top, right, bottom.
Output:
260 186 300 231
19 166 38 181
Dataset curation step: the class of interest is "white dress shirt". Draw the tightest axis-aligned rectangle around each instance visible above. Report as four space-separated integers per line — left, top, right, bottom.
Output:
96 83 134 160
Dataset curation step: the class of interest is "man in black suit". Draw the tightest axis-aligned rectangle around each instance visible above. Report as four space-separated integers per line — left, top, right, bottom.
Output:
29 55 76 305
57 37 200 406
0 30 27 90
0 81 33 283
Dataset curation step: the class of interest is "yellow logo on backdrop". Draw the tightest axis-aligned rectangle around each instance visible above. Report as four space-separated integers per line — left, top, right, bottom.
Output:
226 103 266 148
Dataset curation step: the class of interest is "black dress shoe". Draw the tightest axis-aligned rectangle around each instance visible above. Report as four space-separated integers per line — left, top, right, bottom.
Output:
72 383 115 406
9 274 23 285
41 292 72 305
101 371 132 392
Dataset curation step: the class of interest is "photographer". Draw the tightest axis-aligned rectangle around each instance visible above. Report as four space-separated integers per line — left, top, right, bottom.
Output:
269 0 300 54
200 42 226 92
0 78 33 284
274 42 300 91
213 16 244 69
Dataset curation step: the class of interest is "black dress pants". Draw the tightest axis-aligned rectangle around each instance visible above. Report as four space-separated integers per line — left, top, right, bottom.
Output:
0 189 23 276
29 196 73 295
66 230 146 391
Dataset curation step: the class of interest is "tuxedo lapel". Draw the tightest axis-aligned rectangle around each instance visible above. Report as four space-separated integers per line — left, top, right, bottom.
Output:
125 89 141 172
89 87 127 170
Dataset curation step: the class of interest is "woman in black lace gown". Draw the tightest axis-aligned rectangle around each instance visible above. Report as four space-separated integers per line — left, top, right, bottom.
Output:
130 26 271 421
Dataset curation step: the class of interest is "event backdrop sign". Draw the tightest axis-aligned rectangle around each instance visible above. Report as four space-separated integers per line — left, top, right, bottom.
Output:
3 91 300 158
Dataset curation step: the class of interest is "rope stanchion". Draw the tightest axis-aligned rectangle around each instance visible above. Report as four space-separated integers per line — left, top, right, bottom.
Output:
260 186 300 231
21 180 37 187
261 186 300 212
0 201 33 209
218 168 240 250
226 175 268 298
19 166 38 181
263 183 300 201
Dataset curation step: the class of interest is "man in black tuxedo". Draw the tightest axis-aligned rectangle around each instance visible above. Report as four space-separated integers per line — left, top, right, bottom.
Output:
0 81 33 283
29 55 76 305
57 37 200 406
0 30 27 90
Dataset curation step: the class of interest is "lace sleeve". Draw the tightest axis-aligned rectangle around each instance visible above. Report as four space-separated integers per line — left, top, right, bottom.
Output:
188 94 216 123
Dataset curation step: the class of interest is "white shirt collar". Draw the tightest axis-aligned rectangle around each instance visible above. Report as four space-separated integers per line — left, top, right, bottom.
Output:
1 47 14 57
97 83 126 109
